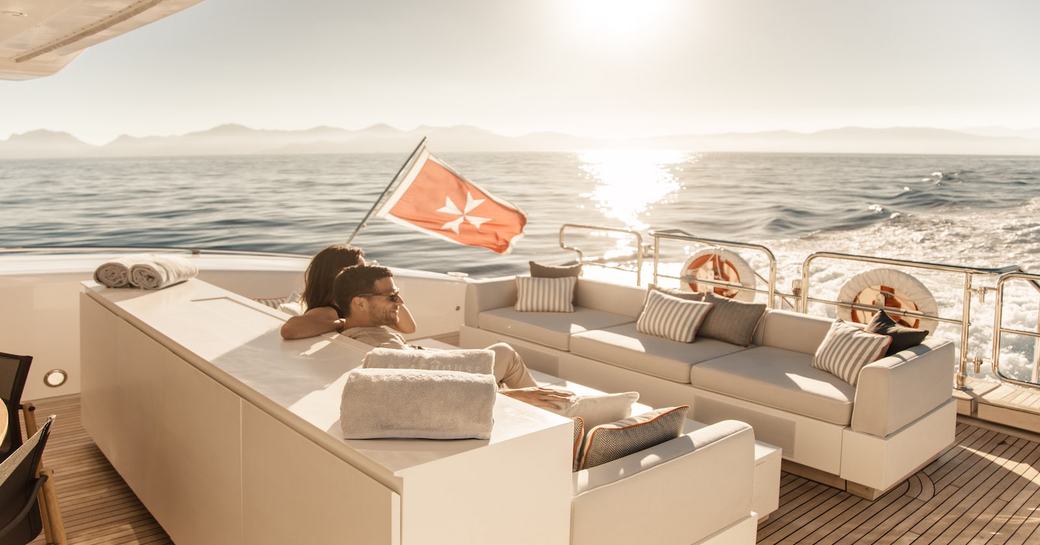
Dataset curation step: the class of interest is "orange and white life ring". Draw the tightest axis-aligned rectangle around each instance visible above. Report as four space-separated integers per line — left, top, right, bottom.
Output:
681 248 757 302
837 268 938 332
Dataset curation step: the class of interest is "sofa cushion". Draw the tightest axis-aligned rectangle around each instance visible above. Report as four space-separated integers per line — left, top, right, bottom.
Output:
865 310 930 356
812 320 892 386
689 346 857 426
752 310 834 354
635 290 714 342
479 306 634 351
699 293 767 347
570 323 746 384
515 276 576 312
530 261 582 278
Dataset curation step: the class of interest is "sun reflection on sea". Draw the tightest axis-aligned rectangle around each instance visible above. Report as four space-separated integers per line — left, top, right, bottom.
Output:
579 149 689 231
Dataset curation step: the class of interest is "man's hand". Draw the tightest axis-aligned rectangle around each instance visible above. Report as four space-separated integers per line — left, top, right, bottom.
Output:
500 387 577 411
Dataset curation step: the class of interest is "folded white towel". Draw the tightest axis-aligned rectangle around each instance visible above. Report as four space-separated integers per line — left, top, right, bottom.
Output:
129 254 198 290
94 256 138 288
340 368 497 440
362 347 495 375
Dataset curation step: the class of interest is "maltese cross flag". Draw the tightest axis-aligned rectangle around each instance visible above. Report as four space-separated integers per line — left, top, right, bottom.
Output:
376 145 527 254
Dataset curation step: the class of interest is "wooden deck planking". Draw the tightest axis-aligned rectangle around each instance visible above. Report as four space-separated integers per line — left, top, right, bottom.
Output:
16 394 1040 545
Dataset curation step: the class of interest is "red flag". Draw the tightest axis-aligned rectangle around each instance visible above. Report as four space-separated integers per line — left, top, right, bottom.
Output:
376 147 527 254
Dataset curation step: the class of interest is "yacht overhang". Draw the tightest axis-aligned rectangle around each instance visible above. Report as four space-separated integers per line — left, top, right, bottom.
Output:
0 0 204 80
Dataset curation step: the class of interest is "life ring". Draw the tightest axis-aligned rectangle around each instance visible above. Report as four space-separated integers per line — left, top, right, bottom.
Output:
836 268 938 332
681 248 757 302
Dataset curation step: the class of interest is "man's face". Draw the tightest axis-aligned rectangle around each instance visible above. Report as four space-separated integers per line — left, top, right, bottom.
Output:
359 277 402 326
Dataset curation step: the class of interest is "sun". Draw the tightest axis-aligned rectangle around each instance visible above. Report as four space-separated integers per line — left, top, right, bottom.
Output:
565 0 671 39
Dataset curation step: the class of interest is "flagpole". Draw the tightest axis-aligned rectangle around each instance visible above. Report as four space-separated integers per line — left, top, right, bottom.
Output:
345 136 428 245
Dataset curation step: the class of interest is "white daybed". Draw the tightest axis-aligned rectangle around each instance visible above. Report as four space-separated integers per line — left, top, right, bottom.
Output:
79 278 765 545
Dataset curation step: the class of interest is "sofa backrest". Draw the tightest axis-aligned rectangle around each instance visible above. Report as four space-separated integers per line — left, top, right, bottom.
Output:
753 309 834 354
574 278 647 318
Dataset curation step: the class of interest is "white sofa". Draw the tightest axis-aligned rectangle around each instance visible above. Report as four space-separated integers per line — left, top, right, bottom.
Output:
461 276 957 499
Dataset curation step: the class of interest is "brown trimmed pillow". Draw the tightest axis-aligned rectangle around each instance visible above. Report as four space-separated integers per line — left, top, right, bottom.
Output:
578 405 689 470
530 261 582 278
864 310 929 356
698 292 767 346
572 417 585 472
812 320 892 385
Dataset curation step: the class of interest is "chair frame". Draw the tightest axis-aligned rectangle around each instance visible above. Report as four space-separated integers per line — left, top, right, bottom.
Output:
0 352 66 545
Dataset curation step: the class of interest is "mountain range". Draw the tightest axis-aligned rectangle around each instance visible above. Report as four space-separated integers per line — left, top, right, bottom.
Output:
2 124 1040 158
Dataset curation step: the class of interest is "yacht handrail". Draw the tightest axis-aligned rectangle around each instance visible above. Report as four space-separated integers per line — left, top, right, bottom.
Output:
800 251 1022 390
558 224 644 285
0 245 309 259
992 272 1040 388
649 228 780 308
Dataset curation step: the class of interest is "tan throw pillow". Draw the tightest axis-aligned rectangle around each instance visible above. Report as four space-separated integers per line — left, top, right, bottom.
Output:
530 261 582 278
812 320 892 386
578 405 690 470
698 292 767 346
649 284 705 302
515 276 577 312
636 289 714 343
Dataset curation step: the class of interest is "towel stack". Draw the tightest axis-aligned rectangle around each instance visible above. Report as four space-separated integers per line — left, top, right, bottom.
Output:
341 348 499 440
94 254 198 290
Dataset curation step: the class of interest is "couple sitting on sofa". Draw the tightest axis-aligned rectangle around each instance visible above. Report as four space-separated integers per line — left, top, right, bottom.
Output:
280 244 573 410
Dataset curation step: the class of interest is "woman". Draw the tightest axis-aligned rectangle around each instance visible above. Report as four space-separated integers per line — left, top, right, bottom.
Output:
280 244 416 339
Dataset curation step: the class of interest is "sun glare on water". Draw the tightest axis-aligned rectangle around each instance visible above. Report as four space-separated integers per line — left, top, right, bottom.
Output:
579 149 688 233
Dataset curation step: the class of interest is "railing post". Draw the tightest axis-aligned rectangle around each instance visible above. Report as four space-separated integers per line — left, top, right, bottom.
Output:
956 272 974 390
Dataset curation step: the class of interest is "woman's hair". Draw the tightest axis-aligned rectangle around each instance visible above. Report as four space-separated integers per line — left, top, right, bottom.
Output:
334 265 393 317
303 245 365 310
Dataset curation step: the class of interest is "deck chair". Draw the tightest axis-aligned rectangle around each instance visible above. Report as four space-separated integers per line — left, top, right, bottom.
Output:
0 353 32 464
0 417 53 545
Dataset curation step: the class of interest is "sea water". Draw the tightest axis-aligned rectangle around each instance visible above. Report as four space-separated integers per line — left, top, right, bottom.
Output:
2 151 1039 379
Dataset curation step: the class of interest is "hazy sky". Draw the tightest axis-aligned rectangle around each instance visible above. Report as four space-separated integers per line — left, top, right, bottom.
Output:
2 0 1039 144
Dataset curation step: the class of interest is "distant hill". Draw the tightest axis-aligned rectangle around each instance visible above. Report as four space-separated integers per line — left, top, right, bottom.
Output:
2 124 1039 159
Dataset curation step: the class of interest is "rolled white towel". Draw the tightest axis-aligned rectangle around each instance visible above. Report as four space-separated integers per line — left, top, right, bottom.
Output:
362 347 495 375
129 254 198 290
340 368 497 440
94 256 138 288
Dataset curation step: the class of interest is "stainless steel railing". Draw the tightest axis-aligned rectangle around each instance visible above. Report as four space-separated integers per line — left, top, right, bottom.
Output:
992 272 1040 388
800 251 1020 389
648 228 782 308
558 224 645 285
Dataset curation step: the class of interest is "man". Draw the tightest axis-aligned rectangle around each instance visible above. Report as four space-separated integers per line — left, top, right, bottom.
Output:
333 264 573 409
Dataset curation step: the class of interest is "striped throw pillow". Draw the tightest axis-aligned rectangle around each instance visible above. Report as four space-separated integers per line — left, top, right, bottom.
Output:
636 289 714 342
514 276 577 312
812 320 892 385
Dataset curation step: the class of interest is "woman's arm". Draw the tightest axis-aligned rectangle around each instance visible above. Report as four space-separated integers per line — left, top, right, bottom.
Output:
280 306 343 340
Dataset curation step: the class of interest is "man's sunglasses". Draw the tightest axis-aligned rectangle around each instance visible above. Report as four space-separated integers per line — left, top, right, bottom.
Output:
357 290 402 304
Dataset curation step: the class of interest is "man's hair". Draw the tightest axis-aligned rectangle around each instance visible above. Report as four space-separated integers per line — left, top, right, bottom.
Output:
303 244 364 310
333 265 393 317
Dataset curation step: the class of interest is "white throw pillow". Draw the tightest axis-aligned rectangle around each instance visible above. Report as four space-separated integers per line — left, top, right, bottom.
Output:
549 391 640 429
515 276 577 312
812 320 892 386
636 289 714 342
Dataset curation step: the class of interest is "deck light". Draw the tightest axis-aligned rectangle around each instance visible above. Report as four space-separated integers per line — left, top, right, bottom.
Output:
44 369 68 387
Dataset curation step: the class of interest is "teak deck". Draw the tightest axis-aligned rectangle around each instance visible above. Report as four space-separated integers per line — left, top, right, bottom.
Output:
24 395 1040 545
